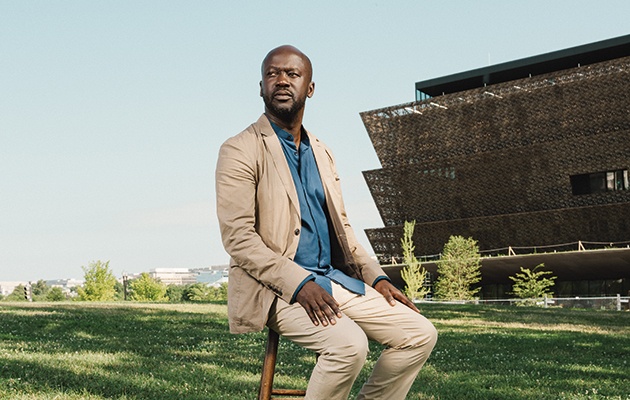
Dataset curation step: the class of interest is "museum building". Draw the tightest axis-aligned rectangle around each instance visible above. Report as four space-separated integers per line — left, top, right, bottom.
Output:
360 35 630 298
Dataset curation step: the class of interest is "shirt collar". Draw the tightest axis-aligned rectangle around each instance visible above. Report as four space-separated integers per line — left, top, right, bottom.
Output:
269 119 310 149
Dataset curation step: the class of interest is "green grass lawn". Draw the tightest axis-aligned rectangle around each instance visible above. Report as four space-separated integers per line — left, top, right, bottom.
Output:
0 302 628 399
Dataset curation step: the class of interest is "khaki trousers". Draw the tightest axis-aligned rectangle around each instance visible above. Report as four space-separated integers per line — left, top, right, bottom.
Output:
267 282 438 400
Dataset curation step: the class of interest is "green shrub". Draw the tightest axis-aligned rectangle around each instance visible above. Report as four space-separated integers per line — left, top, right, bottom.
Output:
129 272 167 302
434 235 482 300
400 220 430 300
77 260 117 301
46 287 66 301
184 282 227 302
509 263 557 305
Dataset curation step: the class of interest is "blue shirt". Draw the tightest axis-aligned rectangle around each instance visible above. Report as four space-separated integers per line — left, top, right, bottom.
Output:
270 121 367 301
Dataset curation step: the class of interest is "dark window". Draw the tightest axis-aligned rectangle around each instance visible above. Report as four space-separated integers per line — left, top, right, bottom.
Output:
570 174 591 195
570 169 628 195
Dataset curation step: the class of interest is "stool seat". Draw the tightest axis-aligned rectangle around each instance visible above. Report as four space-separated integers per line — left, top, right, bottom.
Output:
258 329 307 400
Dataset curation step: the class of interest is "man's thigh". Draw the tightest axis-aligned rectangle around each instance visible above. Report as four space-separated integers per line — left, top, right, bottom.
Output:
267 294 368 356
333 283 435 349
268 283 434 351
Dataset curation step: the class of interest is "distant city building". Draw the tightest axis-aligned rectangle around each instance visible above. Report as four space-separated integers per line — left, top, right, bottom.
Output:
1 279 83 298
360 35 630 297
149 265 229 286
46 278 84 288
44 278 84 298
2 265 232 298
149 268 198 285
196 269 229 287
0 281 27 296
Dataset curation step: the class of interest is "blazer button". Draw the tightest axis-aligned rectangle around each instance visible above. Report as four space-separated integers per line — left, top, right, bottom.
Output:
294 228 300 235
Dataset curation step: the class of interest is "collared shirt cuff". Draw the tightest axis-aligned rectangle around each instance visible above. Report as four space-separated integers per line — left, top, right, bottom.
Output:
290 275 316 303
371 275 391 287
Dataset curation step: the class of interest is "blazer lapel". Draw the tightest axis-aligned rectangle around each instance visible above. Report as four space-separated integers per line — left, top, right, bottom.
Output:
254 115 301 217
310 133 338 207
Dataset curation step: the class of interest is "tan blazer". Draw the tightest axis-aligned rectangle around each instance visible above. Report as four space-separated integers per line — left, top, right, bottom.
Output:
216 114 386 334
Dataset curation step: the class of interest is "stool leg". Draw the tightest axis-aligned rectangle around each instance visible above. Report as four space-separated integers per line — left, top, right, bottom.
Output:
258 329 279 400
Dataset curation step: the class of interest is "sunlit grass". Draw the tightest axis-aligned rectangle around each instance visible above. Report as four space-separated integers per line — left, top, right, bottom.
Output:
0 302 628 399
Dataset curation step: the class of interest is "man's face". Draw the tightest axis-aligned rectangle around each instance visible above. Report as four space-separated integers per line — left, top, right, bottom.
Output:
260 48 314 121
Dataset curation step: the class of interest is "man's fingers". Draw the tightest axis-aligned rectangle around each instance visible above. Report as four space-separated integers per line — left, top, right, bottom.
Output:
326 299 342 319
307 303 335 327
374 280 421 312
295 282 342 327
390 290 421 312
313 306 329 326
300 303 326 326
306 307 320 326
374 279 396 306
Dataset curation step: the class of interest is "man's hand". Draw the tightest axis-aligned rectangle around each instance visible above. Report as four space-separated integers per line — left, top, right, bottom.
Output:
374 280 420 313
295 280 342 327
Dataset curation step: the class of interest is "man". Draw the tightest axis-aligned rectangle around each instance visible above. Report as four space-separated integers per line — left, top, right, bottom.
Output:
215 45 437 400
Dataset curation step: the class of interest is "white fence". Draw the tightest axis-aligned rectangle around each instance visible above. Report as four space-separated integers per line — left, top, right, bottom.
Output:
418 295 630 311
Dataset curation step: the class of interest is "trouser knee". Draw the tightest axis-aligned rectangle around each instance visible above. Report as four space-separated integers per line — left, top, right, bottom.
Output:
424 322 438 350
392 319 438 365
410 321 438 365
321 335 369 372
414 320 438 353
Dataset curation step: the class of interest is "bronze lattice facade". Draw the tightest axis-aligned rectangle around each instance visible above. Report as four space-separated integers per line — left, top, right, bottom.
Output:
361 54 630 266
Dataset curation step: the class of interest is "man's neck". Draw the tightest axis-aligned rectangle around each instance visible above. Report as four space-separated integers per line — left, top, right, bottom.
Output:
265 112 303 147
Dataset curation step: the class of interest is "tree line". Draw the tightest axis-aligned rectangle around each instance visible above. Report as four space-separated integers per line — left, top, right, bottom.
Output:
0 280 66 302
0 260 227 303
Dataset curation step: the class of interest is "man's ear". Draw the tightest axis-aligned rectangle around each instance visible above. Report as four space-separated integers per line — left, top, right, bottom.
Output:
307 81 315 98
259 81 263 97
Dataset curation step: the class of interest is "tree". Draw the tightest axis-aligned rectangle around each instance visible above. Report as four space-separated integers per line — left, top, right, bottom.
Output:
166 284 185 302
433 235 482 300
46 287 66 301
31 280 50 301
4 285 28 302
129 273 167 302
77 260 117 301
184 283 228 302
114 280 125 301
185 283 213 301
399 220 430 301
509 263 556 304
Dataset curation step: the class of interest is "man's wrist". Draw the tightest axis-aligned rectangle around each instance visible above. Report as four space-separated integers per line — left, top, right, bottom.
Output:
372 275 391 287
290 275 316 303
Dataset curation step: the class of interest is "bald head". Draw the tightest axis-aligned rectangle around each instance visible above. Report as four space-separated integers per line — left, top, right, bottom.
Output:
261 45 313 82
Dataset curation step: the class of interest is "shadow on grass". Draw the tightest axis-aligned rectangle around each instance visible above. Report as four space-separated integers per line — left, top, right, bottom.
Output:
0 303 272 399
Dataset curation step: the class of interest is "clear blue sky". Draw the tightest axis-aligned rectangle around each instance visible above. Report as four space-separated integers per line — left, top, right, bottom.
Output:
1 1 629 282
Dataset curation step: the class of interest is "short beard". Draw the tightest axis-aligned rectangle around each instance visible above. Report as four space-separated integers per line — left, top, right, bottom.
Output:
262 92 306 122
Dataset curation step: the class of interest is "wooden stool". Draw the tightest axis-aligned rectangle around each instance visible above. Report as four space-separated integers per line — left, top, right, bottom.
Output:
258 329 307 400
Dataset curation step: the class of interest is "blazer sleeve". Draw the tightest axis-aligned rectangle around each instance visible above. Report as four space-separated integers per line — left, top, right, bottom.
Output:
215 131 312 304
